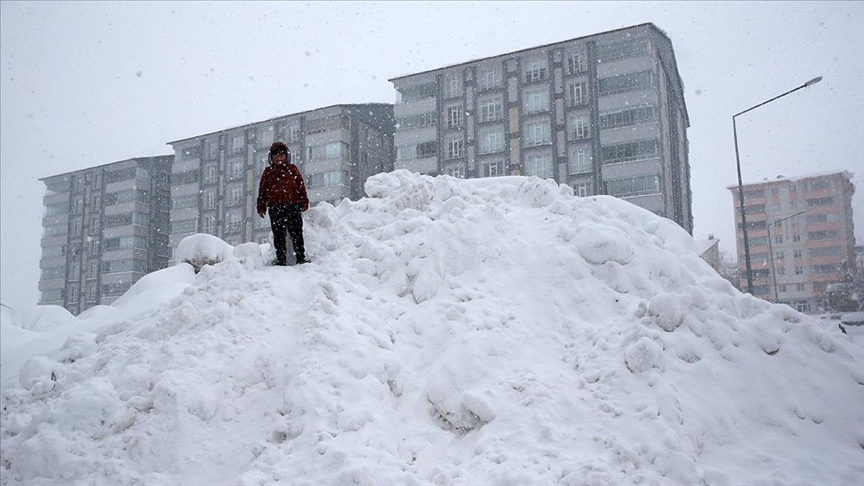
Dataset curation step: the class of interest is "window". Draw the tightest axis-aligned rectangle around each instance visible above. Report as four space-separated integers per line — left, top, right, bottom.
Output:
396 112 437 130
202 215 215 234
606 175 660 197
306 115 350 134
398 82 437 103
105 167 136 184
575 182 592 197
807 179 832 191
103 282 132 297
596 38 650 62
171 219 198 234
566 50 587 74
44 202 68 217
172 194 198 210
567 81 588 107
444 74 461 98
478 67 502 91
599 105 656 129
230 134 245 154
202 189 216 210
793 249 803 258
525 153 553 179
225 210 243 232
810 246 841 257
416 141 438 159
483 160 505 177
447 138 465 159
104 213 132 228
524 57 548 83
479 97 503 122
601 140 657 164
478 129 505 154
308 171 346 189
524 120 551 146
446 105 463 129
807 196 834 207
396 145 417 161
812 264 840 274
743 189 764 199
569 146 592 174
795 266 803 275
289 124 302 142
598 71 653 96
308 142 349 161
230 160 244 179
173 169 199 185
227 185 243 206
808 230 839 240
807 213 839 224
446 165 466 178
203 164 217 184
257 127 274 148
181 146 201 160
103 236 148 251
524 87 549 114
568 113 590 140
205 139 218 159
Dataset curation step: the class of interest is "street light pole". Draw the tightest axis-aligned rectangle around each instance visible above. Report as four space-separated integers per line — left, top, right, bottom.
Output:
767 209 808 302
733 76 822 294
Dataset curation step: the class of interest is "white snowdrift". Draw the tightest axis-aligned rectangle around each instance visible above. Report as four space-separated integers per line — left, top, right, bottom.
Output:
1 171 862 486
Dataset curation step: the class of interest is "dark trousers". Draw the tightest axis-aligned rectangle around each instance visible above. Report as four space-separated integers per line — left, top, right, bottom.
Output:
269 203 305 265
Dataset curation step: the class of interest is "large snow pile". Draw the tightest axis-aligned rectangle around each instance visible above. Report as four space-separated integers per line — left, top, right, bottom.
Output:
2 171 862 486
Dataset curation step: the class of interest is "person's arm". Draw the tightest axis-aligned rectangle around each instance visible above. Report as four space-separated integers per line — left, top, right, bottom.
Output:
292 165 310 212
256 168 270 217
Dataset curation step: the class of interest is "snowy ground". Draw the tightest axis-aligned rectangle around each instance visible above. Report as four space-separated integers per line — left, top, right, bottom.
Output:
2 171 863 486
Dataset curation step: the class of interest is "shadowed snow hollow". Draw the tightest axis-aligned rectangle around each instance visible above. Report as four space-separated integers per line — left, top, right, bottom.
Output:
2 171 863 486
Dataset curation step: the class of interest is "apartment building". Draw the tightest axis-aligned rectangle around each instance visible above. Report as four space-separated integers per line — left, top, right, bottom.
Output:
729 171 857 313
389 22 692 233
39 156 172 315
166 104 393 260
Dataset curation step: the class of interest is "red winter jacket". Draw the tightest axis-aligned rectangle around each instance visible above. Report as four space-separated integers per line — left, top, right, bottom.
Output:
257 163 310 214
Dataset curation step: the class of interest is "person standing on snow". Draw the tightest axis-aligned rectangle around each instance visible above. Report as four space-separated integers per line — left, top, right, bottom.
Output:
257 141 311 265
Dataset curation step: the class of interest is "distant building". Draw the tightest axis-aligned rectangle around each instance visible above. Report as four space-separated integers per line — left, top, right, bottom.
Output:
38 156 173 315
389 22 693 233
166 104 393 262
729 171 857 313
697 235 721 272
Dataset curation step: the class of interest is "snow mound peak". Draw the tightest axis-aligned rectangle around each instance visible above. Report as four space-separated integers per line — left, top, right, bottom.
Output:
2 171 863 485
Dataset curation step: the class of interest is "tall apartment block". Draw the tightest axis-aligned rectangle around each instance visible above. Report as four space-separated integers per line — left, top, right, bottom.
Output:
38 156 172 315
729 171 857 313
389 22 692 233
166 103 393 259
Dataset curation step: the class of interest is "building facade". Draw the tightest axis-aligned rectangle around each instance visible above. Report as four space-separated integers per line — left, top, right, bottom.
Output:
389 22 692 233
166 104 393 260
39 156 172 315
729 171 857 313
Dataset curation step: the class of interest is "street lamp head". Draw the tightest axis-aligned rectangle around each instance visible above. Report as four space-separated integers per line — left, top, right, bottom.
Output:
805 76 823 87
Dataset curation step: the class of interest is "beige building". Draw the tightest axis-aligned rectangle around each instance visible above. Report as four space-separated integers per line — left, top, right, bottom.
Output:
166 104 393 261
389 22 693 233
729 171 857 313
38 156 173 315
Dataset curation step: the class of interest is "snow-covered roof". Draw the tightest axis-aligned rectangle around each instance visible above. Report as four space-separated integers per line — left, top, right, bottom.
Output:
726 170 855 190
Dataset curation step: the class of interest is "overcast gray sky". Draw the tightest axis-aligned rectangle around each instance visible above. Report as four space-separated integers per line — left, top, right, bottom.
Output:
2 1 863 309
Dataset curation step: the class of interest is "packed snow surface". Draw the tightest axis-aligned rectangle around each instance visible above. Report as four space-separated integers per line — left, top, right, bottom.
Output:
2 171 863 486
